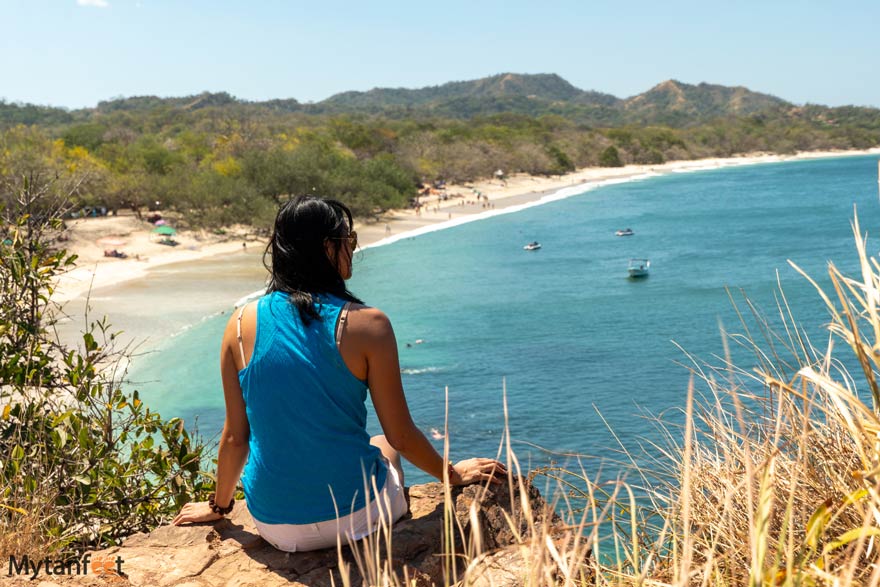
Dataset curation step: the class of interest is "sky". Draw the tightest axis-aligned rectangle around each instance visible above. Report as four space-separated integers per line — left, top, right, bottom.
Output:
1 0 878 110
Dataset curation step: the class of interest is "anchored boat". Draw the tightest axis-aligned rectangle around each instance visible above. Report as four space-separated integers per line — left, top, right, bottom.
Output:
628 258 650 278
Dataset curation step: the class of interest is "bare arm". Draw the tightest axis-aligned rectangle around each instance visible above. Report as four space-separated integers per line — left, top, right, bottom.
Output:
173 310 252 524
213 314 251 505
353 308 505 485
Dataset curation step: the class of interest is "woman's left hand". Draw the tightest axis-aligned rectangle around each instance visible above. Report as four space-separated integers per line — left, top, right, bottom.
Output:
172 501 224 525
451 458 508 485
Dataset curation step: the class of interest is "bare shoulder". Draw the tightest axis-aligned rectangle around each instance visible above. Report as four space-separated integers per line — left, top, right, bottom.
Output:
221 302 256 345
222 301 252 328
346 304 394 338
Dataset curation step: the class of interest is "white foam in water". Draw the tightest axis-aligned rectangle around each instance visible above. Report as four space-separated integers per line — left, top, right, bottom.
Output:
400 366 442 375
234 290 262 308
170 308 229 339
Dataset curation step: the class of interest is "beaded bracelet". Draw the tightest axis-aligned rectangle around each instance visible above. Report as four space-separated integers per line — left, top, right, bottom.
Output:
208 493 235 515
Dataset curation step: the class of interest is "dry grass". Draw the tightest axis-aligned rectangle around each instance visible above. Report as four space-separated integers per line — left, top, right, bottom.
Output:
0 492 61 561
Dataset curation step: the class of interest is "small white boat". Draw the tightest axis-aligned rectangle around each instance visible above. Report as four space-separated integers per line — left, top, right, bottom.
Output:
615 228 634 237
523 241 542 251
628 258 650 278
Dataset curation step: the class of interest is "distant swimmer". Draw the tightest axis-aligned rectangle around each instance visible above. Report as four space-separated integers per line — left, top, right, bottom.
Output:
430 428 445 440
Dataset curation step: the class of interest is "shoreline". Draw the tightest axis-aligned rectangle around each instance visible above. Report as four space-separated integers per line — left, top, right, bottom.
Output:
356 147 880 250
53 147 880 305
355 147 880 248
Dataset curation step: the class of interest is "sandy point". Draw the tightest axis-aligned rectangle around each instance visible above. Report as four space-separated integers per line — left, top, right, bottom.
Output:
52 215 263 304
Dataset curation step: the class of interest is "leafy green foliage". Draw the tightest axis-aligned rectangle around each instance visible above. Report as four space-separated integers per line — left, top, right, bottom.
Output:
0 150 210 555
240 141 414 217
137 140 185 175
0 99 74 129
599 146 623 167
61 123 108 151
546 145 575 174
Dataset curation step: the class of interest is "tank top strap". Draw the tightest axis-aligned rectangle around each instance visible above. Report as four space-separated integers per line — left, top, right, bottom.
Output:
335 301 352 346
236 304 247 367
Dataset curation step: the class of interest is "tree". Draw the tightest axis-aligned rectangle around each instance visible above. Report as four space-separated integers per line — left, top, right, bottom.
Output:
135 139 184 175
0 126 99 220
546 145 575 174
61 123 107 152
599 145 623 167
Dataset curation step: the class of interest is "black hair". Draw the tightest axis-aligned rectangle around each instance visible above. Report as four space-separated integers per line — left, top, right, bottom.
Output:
263 195 363 324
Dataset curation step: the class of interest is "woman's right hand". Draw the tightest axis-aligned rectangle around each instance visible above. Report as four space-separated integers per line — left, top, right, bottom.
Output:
172 501 224 525
451 458 507 485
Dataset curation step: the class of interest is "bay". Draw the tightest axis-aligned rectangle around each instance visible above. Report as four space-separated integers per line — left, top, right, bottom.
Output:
125 154 880 484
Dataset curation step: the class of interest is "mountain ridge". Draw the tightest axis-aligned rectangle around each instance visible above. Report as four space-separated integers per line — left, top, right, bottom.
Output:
3 73 877 129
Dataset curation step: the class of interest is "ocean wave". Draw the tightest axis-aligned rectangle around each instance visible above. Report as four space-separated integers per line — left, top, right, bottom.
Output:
400 366 443 375
169 308 228 339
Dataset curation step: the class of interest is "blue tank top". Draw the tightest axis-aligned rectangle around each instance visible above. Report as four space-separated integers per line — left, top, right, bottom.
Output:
239 291 387 525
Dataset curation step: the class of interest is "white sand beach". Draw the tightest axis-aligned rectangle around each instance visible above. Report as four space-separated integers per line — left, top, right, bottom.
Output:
52 147 880 305
52 221 261 304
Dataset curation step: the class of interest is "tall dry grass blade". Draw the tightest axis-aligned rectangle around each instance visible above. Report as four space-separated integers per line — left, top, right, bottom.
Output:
441 384 457 586
827 258 880 410
674 377 696 587
748 450 776 587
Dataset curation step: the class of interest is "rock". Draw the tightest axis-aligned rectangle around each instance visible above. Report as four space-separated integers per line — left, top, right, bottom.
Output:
465 533 594 587
76 476 570 587
466 546 531 587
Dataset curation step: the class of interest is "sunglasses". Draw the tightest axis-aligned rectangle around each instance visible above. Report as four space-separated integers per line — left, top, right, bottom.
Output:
330 231 358 250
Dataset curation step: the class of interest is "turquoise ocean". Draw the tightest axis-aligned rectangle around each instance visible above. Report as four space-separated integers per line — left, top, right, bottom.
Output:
123 154 880 485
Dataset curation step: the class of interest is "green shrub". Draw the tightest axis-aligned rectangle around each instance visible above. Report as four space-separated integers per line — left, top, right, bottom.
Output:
546 145 575 174
598 145 623 167
0 168 209 556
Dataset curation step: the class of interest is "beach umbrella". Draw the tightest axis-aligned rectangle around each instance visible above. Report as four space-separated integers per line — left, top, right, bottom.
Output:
152 225 177 236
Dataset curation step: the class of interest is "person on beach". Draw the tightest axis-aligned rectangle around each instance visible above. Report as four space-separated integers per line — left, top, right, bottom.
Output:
172 195 506 552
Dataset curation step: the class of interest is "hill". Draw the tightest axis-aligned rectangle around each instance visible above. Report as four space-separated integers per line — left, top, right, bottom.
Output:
316 73 618 110
94 91 244 113
622 80 790 125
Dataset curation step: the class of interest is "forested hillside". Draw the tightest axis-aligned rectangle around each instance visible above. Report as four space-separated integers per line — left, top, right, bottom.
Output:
2 73 879 228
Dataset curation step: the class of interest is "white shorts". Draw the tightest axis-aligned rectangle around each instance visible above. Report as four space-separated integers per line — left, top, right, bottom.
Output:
252 461 408 552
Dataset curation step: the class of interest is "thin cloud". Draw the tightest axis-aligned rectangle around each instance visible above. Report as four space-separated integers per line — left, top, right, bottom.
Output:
77 0 110 7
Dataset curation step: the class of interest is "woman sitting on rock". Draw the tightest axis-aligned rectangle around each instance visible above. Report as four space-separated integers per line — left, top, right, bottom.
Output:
173 195 506 552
